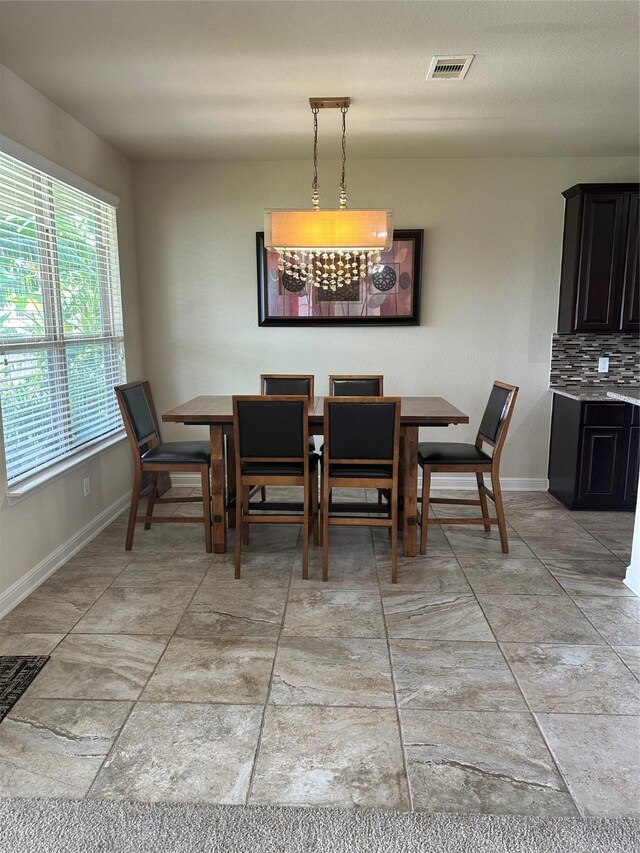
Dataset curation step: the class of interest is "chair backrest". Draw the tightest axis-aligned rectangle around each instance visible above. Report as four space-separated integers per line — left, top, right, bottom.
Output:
233 395 308 461
115 381 160 463
329 375 384 397
476 381 519 459
324 397 401 467
261 374 314 399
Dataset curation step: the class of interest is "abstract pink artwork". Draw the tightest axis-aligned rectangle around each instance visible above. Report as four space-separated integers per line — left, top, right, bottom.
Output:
257 230 423 326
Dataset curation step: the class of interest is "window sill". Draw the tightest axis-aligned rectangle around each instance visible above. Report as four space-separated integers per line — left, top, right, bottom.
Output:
5 431 127 506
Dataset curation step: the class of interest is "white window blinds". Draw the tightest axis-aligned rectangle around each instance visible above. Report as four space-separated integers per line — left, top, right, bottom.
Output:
0 149 126 484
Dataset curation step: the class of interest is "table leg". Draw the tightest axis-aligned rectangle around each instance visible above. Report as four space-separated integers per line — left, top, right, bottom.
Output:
210 425 226 553
225 428 236 528
403 426 418 556
397 432 405 531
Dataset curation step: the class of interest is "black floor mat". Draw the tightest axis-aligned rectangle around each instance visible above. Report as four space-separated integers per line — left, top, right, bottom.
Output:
0 656 49 722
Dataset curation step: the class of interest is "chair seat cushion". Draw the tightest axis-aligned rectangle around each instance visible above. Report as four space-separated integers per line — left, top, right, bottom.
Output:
242 454 319 477
329 464 393 478
142 441 210 465
418 442 491 466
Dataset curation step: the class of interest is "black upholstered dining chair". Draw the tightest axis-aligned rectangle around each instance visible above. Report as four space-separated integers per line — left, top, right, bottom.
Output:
328 375 387 506
418 381 519 555
329 375 384 396
259 375 315 500
261 374 314 399
115 381 212 552
321 397 401 583
233 395 319 579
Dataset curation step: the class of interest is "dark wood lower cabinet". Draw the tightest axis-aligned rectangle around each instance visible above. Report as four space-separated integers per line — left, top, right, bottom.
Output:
577 426 625 506
623 423 639 506
548 395 639 510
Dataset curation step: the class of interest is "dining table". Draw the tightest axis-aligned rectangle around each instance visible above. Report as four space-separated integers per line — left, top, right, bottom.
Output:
162 395 469 557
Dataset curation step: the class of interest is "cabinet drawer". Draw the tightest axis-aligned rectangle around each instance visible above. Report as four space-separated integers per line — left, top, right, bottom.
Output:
582 402 626 427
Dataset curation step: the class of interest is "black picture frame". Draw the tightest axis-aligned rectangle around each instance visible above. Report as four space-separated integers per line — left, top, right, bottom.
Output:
256 229 423 326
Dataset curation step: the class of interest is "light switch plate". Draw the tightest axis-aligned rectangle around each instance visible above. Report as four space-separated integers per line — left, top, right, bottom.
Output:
598 356 609 373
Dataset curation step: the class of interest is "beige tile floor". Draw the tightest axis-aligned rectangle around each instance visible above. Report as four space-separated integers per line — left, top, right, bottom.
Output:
0 488 639 816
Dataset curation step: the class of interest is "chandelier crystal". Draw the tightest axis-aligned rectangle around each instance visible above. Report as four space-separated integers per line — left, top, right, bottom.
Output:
264 98 393 291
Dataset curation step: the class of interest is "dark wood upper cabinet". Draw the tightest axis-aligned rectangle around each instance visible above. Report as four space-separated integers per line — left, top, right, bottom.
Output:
621 192 639 331
557 183 639 334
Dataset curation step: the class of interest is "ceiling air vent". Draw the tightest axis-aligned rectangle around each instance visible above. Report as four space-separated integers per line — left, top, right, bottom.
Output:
426 55 474 80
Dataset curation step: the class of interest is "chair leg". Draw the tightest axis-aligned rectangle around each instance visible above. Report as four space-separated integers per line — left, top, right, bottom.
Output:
390 490 398 584
260 486 266 502
492 469 509 553
201 467 212 553
476 472 491 533
312 470 320 547
420 466 431 556
242 486 250 544
318 474 324 548
125 470 142 551
235 480 243 578
322 480 330 582
302 476 310 580
144 473 158 530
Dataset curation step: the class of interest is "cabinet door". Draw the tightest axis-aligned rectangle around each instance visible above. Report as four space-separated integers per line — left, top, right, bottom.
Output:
623 424 639 509
577 426 625 507
621 192 639 332
575 193 626 332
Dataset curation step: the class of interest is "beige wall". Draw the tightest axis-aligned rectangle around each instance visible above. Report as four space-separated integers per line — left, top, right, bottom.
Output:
0 66 144 597
133 155 638 480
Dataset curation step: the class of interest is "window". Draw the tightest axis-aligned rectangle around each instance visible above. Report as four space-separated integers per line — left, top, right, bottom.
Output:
0 149 126 484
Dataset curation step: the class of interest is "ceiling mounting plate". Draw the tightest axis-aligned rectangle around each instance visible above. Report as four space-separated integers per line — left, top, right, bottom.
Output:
309 97 351 110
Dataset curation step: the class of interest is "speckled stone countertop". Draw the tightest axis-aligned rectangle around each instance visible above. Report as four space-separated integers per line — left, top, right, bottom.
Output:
548 386 631 402
606 390 640 406
549 385 626 401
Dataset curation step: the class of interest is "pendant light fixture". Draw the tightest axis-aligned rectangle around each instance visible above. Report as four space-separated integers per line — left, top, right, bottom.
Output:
264 98 394 292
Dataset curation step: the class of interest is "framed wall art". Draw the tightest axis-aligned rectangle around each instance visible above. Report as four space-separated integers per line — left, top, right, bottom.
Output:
256 229 423 326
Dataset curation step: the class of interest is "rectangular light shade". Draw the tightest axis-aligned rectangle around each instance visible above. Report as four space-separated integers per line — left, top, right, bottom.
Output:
265 208 394 252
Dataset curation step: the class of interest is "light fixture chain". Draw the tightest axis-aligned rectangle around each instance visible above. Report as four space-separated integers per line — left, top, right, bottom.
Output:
311 106 320 209
339 104 348 209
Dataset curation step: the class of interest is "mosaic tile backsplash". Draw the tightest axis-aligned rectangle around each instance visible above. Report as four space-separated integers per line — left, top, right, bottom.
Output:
550 333 639 389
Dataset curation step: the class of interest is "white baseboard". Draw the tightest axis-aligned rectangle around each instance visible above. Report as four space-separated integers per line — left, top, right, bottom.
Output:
428 476 548 491
170 473 204 489
170 473 549 492
0 492 131 620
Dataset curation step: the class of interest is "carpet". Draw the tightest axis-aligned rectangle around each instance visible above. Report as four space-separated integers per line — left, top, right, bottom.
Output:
0 799 638 853
0 656 49 722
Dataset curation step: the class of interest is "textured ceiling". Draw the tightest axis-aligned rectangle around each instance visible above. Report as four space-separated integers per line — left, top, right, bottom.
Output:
0 0 638 161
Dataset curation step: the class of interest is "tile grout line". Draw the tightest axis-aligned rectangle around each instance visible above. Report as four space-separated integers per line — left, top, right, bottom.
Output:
5 550 137 640
244 525 299 806
85 502 216 799
6 694 637 716
453 543 584 817
1 533 138 716
605 646 640 685
564 591 640 665
373 526 414 812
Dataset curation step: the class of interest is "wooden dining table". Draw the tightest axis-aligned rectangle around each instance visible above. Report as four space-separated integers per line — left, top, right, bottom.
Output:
162 395 469 557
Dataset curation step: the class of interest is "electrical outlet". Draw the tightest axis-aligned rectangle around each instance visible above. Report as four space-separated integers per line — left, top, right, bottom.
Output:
598 356 610 373
83 477 91 497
